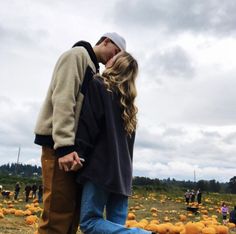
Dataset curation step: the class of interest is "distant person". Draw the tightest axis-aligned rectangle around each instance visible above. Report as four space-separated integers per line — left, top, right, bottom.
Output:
221 202 229 225
184 190 190 204
34 32 126 234
0 185 2 192
25 184 31 202
32 183 38 199
190 189 195 203
38 184 43 203
229 206 236 224
1 190 10 199
196 188 202 204
14 182 21 200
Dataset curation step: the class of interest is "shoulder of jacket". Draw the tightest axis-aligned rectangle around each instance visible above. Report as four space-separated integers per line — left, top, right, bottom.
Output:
59 47 90 62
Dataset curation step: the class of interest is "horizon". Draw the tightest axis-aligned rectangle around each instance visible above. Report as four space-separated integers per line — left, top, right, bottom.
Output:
0 162 233 184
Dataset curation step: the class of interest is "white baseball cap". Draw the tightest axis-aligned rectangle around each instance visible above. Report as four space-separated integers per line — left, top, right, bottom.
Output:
102 32 126 51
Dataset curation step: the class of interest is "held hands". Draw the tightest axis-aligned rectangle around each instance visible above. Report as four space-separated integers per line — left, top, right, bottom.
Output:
58 151 84 172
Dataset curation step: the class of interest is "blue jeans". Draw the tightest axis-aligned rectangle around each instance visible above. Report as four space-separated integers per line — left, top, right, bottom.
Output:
80 181 151 234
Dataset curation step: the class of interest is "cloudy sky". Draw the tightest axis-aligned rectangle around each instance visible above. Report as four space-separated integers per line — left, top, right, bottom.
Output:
1 0 236 182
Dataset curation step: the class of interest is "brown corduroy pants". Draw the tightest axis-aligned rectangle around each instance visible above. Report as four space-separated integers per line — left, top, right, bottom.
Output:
38 146 82 234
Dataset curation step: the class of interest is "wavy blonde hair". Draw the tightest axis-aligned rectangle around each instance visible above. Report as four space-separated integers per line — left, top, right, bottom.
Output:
99 51 138 136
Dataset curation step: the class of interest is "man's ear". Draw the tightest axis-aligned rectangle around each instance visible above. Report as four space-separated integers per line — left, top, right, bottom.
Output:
103 38 110 46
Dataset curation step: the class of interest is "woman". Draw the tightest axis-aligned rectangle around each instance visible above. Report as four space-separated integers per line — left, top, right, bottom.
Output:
75 52 153 234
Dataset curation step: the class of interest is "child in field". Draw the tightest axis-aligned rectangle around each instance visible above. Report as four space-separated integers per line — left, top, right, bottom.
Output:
221 202 229 225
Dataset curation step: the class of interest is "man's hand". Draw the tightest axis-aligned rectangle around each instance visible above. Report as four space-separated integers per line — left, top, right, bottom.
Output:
58 152 83 172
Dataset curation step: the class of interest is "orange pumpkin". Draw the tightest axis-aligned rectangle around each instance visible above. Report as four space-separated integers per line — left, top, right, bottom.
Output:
25 215 38 225
127 212 136 220
185 222 201 234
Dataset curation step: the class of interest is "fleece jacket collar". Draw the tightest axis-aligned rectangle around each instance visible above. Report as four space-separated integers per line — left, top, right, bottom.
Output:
72 41 100 73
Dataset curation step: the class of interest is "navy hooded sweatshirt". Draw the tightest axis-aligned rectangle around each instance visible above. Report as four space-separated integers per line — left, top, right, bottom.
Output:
75 76 135 196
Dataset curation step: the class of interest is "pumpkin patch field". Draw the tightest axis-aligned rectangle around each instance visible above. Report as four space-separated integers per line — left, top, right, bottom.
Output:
0 189 236 233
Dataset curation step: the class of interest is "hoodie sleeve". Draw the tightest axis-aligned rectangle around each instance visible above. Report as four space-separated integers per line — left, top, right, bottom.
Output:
75 78 105 157
51 48 88 157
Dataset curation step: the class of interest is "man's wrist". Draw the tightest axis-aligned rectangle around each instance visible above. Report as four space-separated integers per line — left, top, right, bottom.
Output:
55 145 76 157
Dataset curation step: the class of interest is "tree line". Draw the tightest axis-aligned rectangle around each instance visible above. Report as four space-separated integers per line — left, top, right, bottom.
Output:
0 164 235 194
133 176 236 194
0 163 41 177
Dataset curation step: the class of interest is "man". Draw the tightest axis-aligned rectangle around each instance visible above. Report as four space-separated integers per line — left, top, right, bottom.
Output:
34 32 126 234
32 183 38 199
196 188 202 204
14 182 20 200
25 184 31 202
37 184 43 203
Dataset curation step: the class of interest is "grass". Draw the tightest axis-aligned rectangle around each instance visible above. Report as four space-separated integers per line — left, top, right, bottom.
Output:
0 189 236 233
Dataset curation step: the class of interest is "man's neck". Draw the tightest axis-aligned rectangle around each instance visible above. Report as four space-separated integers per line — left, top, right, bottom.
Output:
93 46 101 63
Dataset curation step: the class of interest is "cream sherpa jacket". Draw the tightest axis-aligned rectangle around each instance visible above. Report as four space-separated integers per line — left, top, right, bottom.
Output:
34 41 99 157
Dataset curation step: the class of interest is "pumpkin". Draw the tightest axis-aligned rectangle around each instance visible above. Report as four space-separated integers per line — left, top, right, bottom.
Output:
145 223 159 232
125 220 138 228
185 222 201 234
156 223 170 234
214 225 229 234
0 212 4 219
150 207 158 213
127 212 136 220
169 225 184 234
227 222 235 228
15 210 25 216
201 227 216 234
179 214 187 222
25 215 38 225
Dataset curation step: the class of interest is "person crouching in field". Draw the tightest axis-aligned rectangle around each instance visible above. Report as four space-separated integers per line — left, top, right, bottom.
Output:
229 206 236 224
69 52 154 234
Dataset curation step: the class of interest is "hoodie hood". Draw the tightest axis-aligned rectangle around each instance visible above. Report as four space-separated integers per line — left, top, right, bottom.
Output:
72 41 99 73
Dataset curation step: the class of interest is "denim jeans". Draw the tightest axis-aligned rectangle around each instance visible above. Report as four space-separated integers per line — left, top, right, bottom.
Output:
80 181 151 234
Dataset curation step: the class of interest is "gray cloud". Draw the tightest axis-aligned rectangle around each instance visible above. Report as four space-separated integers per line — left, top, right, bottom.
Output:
223 132 236 145
0 24 48 50
181 75 236 125
0 97 41 165
0 96 13 105
200 130 221 138
135 128 177 151
113 0 236 36
162 126 186 137
0 98 40 148
134 125 236 171
145 46 195 80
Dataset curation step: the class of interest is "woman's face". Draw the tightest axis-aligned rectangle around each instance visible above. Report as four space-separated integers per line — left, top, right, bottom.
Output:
105 51 123 68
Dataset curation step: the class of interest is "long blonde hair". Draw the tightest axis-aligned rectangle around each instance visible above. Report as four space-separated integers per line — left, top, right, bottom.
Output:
100 51 138 136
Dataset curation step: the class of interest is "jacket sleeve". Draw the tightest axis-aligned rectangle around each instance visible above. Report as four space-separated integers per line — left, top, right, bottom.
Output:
51 49 88 157
75 79 104 157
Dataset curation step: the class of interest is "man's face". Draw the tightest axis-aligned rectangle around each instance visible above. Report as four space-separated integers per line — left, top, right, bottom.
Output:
105 51 122 68
101 39 120 65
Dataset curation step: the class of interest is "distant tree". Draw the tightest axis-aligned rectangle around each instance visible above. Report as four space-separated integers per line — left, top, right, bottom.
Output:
229 176 236 194
0 163 41 177
209 179 221 192
196 180 208 191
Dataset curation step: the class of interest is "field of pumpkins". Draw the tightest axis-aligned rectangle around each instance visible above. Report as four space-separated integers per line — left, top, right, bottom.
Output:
0 189 236 233
126 191 236 234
